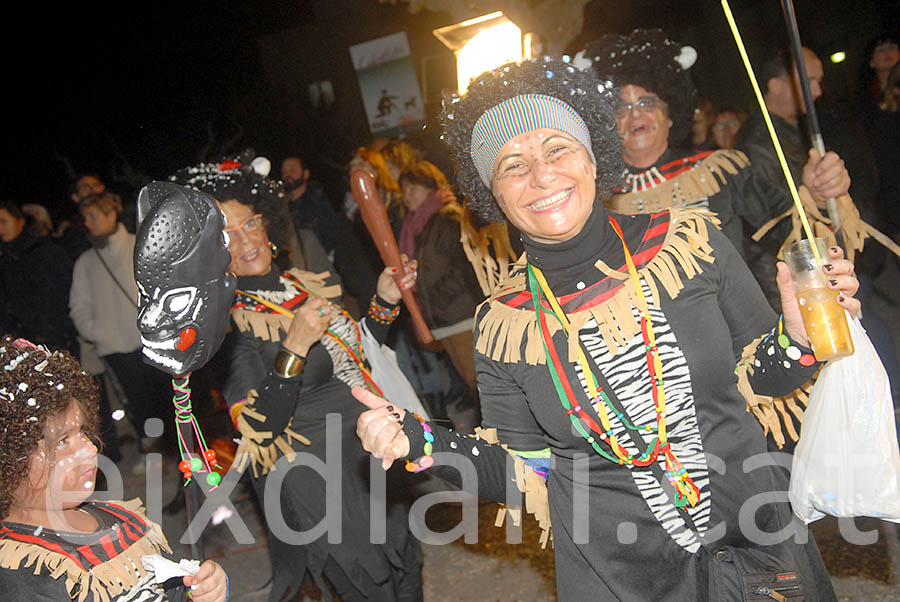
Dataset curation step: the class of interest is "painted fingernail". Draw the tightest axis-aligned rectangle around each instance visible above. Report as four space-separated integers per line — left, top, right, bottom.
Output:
830 247 839 253
829 279 837 286
389 267 398 273
838 296 845 302
392 412 401 419
386 405 394 411
823 264 833 271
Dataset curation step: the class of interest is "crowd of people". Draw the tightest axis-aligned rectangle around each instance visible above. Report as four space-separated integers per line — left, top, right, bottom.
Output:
0 24 898 602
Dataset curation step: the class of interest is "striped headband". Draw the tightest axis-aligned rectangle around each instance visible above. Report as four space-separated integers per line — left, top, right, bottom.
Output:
470 94 593 187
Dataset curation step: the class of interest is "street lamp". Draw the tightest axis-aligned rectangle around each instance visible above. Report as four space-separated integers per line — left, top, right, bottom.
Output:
433 11 531 95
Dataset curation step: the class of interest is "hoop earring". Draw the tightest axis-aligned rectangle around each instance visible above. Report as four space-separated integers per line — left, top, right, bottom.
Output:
269 241 278 257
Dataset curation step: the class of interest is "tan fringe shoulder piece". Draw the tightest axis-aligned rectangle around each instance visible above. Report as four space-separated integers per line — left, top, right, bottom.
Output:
233 389 312 478
474 209 719 365
230 268 344 343
752 187 900 264
475 427 552 548
285 268 343 301
735 334 817 448
459 209 517 296
0 499 170 602
606 149 751 214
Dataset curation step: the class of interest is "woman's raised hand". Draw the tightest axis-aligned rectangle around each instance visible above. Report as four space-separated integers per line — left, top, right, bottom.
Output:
352 386 409 470
776 246 860 344
282 295 334 356
376 254 418 305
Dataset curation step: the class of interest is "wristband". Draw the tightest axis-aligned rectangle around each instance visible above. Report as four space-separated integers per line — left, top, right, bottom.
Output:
368 294 401 325
404 412 434 472
273 347 306 379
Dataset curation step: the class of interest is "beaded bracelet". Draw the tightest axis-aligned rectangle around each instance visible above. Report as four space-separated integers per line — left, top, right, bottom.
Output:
776 314 816 367
405 412 434 472
368 295 401 325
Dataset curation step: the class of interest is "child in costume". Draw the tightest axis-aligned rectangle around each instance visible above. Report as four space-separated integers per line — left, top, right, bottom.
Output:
0 336 228 602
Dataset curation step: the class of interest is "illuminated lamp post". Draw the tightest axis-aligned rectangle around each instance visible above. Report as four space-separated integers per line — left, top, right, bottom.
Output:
433 11 532 95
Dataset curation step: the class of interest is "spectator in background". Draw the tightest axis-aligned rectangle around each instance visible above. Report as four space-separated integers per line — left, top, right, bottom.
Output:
398 161 484 428
69 191 169 452
736 47 825 188
710 106 746 149
0 201 77 355
0 201 119 460
864 59 900 241
70 174 106 204
691 99 714 151
20 203 53 237
739 45 900 402
281 155 338 255
52 173 107 261
862 34 900 107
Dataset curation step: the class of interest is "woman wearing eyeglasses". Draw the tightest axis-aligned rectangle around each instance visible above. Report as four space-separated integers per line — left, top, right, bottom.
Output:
584 29 849 256
173 157 423 602
711 107 746 150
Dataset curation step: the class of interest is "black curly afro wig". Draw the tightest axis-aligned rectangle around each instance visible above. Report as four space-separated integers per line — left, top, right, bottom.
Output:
0 336 98 519
439 56 623 224
170 149 293 251
584 29 698 149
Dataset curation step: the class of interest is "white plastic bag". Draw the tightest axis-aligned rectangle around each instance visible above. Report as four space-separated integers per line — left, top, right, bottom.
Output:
789 313 900 523
360 320 431 420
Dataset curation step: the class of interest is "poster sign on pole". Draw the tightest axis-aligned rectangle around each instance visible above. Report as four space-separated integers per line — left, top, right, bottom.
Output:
349 32 425 135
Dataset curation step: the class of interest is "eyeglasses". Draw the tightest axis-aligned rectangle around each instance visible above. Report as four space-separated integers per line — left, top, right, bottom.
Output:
223 213 264 235
616 97 664 117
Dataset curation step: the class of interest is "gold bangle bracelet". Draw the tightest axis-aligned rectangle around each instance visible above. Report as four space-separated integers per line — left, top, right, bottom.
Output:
274 347 306 379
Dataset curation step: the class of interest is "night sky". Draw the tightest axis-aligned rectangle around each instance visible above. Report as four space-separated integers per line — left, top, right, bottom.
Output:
4 0 897 224
3 2 312 220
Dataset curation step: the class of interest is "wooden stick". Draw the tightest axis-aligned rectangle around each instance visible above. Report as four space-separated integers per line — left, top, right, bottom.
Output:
349 170 434 344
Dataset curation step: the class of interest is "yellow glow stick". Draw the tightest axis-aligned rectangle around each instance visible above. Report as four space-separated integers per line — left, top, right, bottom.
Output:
720 0 821 265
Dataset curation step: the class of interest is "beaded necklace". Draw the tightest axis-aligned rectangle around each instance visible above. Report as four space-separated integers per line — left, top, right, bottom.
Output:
236 273 383 396
527 216 700 508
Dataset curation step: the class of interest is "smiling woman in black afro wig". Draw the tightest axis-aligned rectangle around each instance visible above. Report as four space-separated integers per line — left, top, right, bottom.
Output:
584 28 698 149
440 56 624 224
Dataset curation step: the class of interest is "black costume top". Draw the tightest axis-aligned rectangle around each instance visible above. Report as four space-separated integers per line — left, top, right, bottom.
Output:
0 500 188 602
607 149 794 256
222 268 421 601
399 203 835 601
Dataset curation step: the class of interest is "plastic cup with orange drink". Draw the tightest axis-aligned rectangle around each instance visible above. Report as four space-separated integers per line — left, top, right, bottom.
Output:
783 238 854 361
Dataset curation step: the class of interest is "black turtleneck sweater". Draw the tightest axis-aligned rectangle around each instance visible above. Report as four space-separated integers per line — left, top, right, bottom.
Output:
523 199 648 296
401 204 832 601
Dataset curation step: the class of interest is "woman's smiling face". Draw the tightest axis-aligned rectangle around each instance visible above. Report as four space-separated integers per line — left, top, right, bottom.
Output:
616 84 673 167
490 128 597 245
